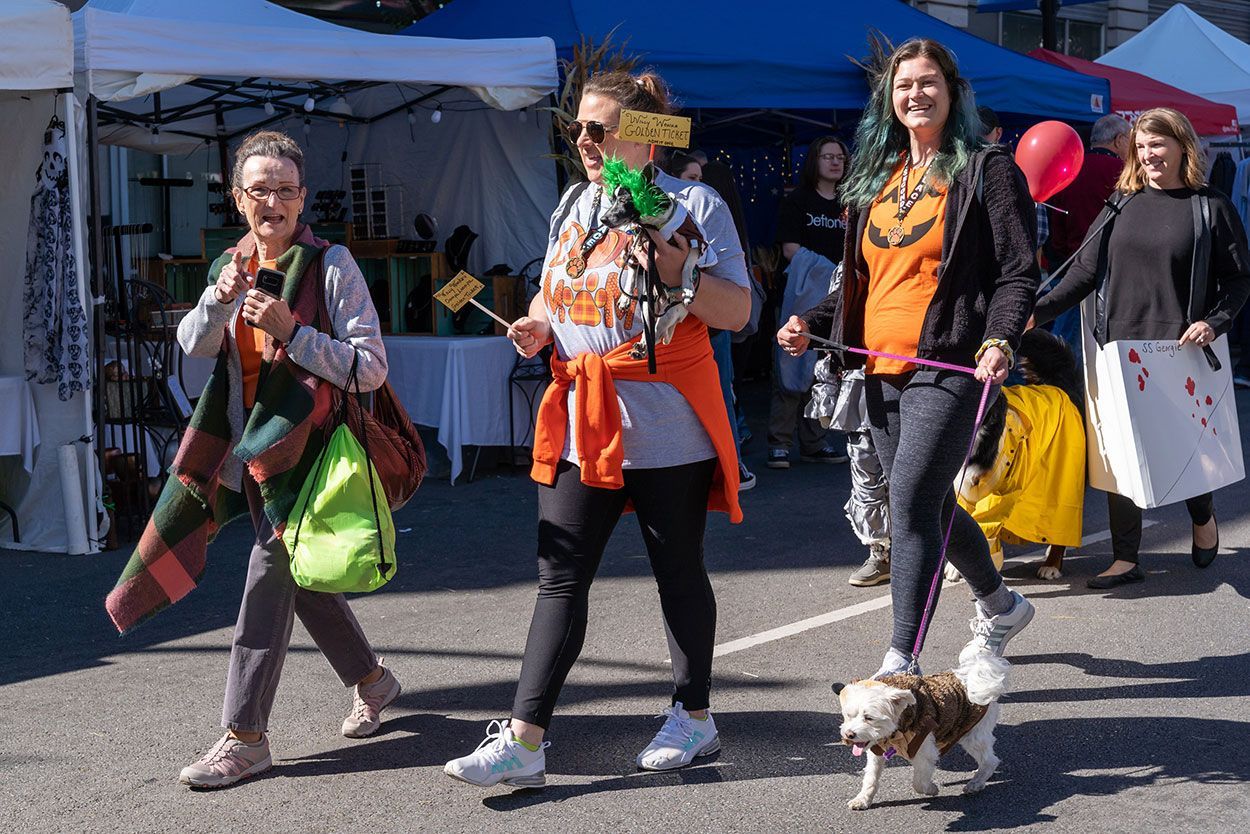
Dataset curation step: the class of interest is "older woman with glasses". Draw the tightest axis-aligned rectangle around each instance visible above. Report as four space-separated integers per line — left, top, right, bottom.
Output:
105 130 400 789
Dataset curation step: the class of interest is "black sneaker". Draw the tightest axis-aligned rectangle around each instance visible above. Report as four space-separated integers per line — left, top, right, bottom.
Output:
738 462 757 491
766 448 790 469
800 447 849 464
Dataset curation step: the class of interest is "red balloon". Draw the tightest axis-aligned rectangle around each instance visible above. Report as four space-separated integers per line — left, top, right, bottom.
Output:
1015 120 1085 203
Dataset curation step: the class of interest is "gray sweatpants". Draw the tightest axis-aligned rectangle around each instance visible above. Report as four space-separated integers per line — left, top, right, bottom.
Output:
865 371 1005 655
221 473 377 732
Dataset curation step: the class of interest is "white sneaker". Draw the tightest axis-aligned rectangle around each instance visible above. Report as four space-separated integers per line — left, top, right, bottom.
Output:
966 590 1035 657
443 720 549 788
636 702 721 771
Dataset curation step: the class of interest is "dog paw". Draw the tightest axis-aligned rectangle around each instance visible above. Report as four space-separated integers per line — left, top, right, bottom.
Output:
1036 565 1062 580
914 782 939 797
847 795 873 810
963 779 988 795
944 563 964 584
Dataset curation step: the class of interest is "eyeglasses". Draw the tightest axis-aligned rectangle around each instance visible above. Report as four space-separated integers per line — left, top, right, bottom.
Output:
566 120 618 144
819 153 847 162
241 184 304 202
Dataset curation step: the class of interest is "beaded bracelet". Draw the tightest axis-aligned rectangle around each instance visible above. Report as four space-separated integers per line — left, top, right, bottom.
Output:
975 338 1015 369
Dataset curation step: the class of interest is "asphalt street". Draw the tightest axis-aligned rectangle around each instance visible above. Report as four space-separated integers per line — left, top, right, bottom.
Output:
2 378 1248 833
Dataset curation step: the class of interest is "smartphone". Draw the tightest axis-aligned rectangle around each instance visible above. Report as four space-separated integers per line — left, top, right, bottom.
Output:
255 267 285 298
244 266 286 327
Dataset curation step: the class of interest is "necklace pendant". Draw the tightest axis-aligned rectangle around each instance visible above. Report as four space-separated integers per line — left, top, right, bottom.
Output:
565 255 586 279
887 225 906 247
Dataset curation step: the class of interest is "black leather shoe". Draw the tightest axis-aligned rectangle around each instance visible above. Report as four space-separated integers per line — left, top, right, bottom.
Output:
1087 565 1145 589
1192 520 1219 568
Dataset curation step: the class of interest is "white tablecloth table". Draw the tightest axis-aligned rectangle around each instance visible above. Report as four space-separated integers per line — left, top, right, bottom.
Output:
383 335 548 484
0 375 40 473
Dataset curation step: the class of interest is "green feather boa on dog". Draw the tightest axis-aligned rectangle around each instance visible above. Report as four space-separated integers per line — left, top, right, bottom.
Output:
600 157 670 219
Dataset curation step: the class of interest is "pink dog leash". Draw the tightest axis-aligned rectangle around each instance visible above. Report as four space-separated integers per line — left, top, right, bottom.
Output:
805 332 994 670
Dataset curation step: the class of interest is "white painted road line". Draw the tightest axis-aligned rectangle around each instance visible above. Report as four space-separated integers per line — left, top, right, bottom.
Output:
712 521 1159 659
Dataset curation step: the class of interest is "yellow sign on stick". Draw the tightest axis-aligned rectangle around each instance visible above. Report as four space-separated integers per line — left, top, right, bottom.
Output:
434 270 512 329
618 109 692 149
434 270 485 312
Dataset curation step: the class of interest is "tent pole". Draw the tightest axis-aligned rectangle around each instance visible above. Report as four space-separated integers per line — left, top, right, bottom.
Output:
86 95 108 551
1041 0 1059 52
63 91 100 554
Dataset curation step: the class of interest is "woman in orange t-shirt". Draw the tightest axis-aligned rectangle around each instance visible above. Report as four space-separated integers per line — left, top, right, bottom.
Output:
778 39 1040 678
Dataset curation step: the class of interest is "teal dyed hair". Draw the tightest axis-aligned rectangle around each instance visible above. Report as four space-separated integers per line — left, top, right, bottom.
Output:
840 36 985 209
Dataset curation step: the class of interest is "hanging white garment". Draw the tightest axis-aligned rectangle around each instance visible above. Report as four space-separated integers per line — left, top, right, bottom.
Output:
22 110 90 401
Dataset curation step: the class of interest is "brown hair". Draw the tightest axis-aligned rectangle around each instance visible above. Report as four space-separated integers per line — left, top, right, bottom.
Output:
1117 107 1206 193
231 130 305 191
583 70 674 116
799 135 850 192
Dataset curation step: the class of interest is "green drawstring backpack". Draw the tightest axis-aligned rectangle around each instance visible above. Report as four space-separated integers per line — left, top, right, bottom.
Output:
283 356 396 593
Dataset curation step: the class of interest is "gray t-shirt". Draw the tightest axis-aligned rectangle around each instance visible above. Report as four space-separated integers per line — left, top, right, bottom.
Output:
540 169 749 469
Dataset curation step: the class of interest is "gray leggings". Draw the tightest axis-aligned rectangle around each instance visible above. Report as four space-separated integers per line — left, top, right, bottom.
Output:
865 371 1005 655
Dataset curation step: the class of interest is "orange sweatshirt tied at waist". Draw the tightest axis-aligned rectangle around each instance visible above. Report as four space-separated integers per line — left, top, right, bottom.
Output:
530 318 742 523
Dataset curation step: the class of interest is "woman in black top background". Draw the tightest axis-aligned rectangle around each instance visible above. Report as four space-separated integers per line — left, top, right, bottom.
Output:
1033 107 1250 588
766 136 851 469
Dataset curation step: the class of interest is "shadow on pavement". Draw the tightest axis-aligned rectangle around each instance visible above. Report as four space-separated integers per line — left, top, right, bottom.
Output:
1009 650 1250 703
868 716 1250 831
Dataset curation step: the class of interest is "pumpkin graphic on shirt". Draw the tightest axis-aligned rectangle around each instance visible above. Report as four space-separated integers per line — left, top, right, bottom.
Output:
543 221 637 328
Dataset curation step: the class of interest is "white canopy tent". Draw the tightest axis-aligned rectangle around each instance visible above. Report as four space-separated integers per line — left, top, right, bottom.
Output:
0 0 100 554
1098 3 1250 123
73 0 561 274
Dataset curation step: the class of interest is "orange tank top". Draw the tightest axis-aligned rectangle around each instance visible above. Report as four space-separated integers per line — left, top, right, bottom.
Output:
236 257 277 408
860 163 947 374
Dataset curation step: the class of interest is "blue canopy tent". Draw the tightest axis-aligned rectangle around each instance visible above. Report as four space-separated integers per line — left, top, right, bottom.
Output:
405 0 1108 261
403 0 1109 121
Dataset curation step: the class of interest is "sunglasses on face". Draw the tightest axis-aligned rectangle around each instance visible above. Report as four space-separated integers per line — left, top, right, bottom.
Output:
241 185 304 202
566 120 618 144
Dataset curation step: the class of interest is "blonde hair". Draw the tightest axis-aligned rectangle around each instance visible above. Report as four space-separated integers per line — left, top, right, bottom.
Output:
1117 107 1206 193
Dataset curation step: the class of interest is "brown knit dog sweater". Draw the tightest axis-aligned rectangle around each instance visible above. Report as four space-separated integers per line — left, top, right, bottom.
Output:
870 671 989 759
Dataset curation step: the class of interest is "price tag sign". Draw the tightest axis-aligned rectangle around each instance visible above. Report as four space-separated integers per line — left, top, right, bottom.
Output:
434 271 485 313
618 109 692 149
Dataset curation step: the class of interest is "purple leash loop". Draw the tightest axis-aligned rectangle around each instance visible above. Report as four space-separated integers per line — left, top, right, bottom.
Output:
806 333 995 669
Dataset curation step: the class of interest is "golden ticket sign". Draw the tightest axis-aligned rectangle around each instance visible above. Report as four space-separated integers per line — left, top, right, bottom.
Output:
618 109 692 148
434 270 485 312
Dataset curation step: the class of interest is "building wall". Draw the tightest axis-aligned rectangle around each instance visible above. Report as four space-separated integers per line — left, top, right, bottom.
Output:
916 0 1250 56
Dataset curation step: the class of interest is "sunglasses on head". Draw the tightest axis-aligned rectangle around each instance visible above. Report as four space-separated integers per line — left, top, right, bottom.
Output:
566 120 618 144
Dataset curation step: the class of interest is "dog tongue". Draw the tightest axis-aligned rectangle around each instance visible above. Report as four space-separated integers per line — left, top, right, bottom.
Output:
852 744 866 757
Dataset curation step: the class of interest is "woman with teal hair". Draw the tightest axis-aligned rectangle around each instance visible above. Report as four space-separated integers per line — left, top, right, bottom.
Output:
778 38 1039 676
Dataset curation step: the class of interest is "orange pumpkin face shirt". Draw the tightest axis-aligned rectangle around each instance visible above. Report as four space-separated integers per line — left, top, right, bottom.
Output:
860 163 947 374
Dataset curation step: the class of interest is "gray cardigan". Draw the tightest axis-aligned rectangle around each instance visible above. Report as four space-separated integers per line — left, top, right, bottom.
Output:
176 244 387 490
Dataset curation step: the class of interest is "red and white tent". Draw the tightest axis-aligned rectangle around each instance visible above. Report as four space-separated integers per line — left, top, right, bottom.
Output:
1030 48 1239 136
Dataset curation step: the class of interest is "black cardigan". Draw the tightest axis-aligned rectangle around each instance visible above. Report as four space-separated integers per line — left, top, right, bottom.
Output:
802 146 1040 369
1032 185 1250 342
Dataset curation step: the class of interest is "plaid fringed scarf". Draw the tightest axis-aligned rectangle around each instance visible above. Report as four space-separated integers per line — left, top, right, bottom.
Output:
105 225 333 634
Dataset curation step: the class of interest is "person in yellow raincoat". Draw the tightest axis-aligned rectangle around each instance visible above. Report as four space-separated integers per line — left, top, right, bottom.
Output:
957 382 1086 579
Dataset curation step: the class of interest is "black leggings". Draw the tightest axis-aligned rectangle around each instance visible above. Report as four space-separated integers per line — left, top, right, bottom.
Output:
1107 491 1214 564
865 371 1006 655
511 458 718 729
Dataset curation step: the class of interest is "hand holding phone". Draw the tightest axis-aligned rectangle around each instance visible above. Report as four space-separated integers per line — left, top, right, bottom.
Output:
243 267 285 327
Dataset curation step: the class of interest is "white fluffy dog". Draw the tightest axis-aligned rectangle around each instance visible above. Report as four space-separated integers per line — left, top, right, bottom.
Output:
834 647 1010 810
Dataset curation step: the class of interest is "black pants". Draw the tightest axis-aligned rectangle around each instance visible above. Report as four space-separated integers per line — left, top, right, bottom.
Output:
511 458 718 729
1107 491 1214 564
866 371 1005 655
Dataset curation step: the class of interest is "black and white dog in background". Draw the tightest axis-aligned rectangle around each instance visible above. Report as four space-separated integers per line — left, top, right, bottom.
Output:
951 329 1084 581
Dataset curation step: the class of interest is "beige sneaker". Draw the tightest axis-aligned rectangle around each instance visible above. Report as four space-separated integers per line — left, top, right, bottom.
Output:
179 733 272 789
342 663 402 738
849 544 890 587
